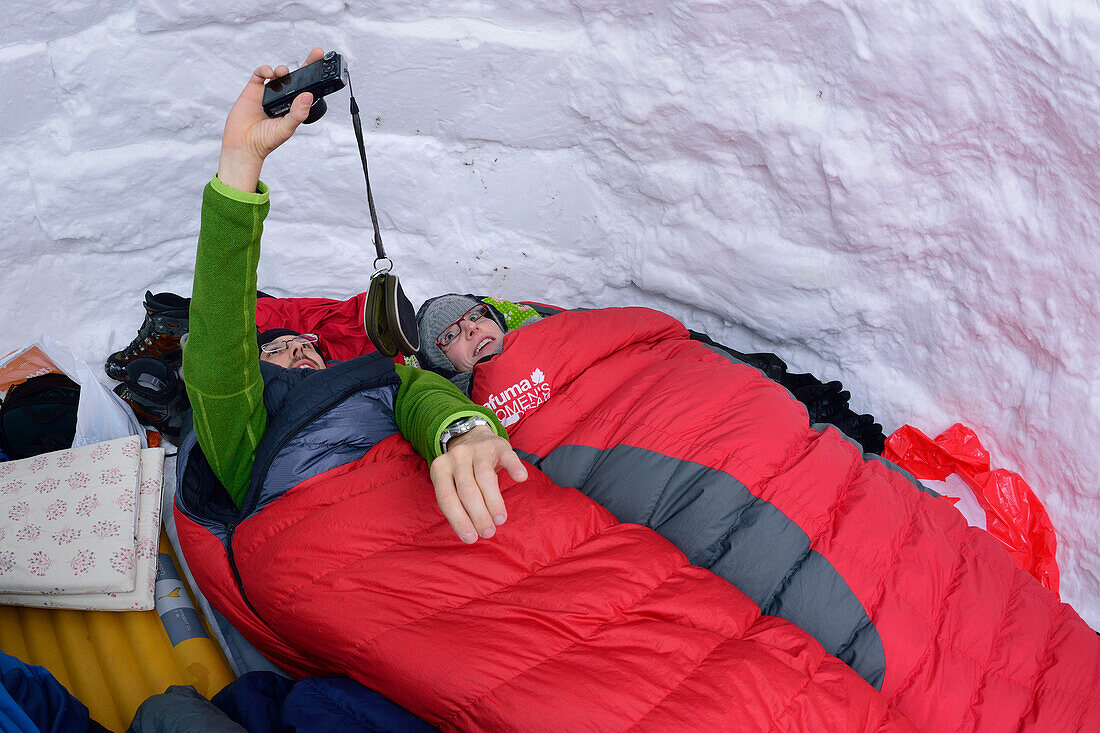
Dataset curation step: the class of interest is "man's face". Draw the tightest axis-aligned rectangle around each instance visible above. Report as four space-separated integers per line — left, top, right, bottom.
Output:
259 335 326 370
440 306 505 372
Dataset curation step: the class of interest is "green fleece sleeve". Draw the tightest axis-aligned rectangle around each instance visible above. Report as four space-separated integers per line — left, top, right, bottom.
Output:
393 364 506 462
183 175 271 509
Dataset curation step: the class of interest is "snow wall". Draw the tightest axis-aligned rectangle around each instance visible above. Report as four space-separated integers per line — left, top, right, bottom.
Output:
1 1 1097 628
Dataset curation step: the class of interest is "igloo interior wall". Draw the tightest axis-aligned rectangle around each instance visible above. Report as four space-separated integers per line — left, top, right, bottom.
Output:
1 0 1097 627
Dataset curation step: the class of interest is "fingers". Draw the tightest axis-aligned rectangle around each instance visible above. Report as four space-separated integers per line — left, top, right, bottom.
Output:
252 64 286 81
429 433 524 544
240 62 285 105
285 91 314 124
498 449 529 484
451 452 500 539
471 453 508 527
431 461 478 544
250 64 275 84
247 48 314 88
237 65 272 105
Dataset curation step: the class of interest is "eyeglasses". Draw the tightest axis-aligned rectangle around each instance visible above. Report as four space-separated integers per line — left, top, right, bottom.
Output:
260 333 320 355
436 304 491 351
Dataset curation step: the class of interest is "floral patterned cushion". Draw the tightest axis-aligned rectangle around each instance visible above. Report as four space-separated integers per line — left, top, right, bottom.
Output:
0 436 145 597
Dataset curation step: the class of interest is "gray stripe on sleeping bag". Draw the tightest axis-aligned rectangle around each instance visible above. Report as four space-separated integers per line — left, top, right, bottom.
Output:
521 443 886 690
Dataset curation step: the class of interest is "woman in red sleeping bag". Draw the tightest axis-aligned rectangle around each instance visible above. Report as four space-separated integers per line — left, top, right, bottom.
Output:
409 294 1100 732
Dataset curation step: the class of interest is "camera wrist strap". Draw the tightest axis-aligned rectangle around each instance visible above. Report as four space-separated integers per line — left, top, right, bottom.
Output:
348 77 389 270
347 76 421 358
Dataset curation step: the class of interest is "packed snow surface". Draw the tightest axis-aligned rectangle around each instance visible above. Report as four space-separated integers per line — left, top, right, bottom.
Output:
1 1 1097 628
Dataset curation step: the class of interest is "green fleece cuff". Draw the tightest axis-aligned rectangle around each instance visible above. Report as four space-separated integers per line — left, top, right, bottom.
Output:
210 174 271 204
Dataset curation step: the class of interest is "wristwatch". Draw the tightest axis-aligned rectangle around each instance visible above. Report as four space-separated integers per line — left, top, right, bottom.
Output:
439 416 492 453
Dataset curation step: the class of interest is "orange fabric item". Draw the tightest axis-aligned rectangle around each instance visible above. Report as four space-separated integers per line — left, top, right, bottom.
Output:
883 423 1059 594
0 345 61 394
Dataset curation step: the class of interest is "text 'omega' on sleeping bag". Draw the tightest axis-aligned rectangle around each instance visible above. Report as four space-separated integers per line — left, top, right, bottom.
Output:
464 306 1100 733
173 364 916 731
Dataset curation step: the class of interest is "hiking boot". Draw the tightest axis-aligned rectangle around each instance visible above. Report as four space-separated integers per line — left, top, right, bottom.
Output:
794 381 851 423
831 411 886 455
105 291 190 381
113 356 190 444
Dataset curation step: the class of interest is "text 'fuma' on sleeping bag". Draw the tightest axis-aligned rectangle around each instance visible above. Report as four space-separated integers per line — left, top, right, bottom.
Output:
466 306 1099 732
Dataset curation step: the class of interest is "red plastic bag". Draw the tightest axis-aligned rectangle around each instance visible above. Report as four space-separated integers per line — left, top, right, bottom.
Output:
883 423 1059 595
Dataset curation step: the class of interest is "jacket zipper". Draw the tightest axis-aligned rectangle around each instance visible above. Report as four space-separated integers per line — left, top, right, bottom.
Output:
225 522 262 620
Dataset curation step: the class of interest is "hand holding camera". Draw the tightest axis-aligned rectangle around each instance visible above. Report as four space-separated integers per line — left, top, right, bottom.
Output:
263 50 348 124
218 48 343 193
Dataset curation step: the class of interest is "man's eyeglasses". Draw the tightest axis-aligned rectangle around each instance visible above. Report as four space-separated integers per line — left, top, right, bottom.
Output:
260 333 320 355
436 305 491 351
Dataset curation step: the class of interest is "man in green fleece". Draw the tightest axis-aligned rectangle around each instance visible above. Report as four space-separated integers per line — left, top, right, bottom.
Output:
185 47 527 545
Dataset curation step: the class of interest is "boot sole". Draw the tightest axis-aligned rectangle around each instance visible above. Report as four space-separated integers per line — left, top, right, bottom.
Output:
105 348 182 382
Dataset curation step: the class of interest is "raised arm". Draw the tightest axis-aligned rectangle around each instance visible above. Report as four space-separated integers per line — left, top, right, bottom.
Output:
185 49 325 508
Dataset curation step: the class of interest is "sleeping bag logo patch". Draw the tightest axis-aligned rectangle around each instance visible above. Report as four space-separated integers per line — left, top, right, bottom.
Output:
483 368 551 428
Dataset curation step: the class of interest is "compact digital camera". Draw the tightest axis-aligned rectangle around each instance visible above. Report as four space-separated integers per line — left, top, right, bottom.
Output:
262 51 349 124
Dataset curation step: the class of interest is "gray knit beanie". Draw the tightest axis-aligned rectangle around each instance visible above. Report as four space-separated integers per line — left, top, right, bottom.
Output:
415 294 485 373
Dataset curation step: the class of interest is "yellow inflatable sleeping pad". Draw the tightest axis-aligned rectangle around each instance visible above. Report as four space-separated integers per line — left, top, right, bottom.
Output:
0 532 235 732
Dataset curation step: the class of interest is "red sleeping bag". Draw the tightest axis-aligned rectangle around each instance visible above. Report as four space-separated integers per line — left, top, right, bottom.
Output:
465 307 1100 732
175 433 914 731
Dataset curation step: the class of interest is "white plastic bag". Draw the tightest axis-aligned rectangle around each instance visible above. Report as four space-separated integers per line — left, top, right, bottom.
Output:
0 334 146 449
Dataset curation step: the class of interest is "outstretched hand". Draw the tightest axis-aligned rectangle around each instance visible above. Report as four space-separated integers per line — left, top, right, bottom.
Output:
429 426 529 544
217 48 325 193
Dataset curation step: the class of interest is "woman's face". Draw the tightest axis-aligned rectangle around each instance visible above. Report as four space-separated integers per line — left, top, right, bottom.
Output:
441 308 505 372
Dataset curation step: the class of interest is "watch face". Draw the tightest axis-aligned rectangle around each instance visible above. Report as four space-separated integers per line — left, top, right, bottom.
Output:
446 419 473 438
441 417 489 451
